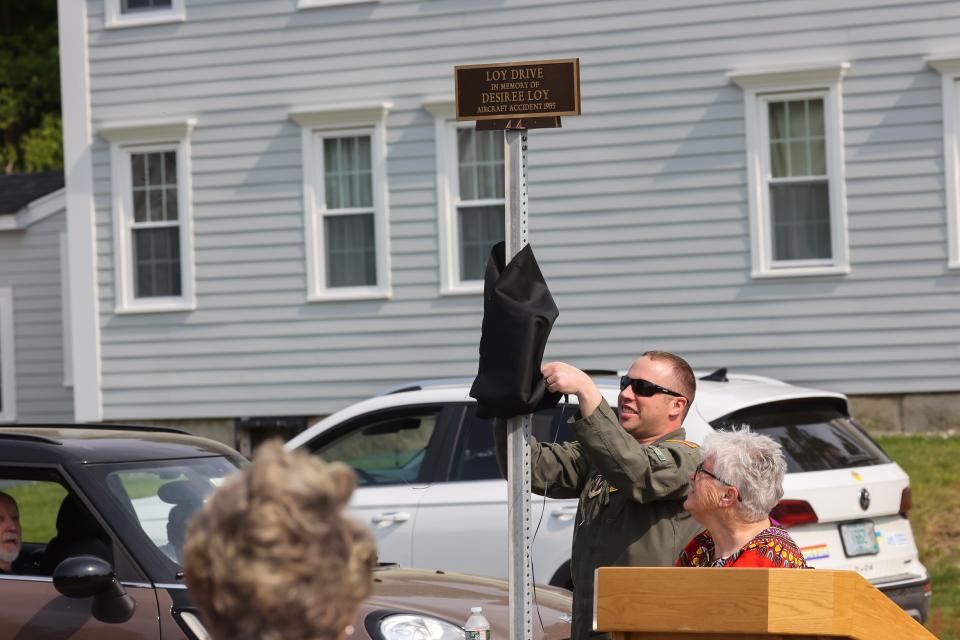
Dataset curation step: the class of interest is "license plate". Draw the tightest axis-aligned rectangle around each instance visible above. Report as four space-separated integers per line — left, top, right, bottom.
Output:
839 521 879 557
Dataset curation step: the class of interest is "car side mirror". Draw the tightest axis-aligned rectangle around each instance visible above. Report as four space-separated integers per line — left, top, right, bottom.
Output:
53 555 136 624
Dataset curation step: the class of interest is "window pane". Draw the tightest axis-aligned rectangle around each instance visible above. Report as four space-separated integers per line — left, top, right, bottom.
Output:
146 152 163 186
458 129 503 201
163 152 177 186
458 129 478 201
149 189 163 222
165 188 179 220
809 139 826 175
807 100 825 137
131 154 146 187
789 141 808 177
133 227 182 298
133 190 147 223
770 142 788 178
769 102 787 141
123 0 172 11
311 410 440 487
323 136 372 210
789 101 806 140
770 180 831 261
768 98 825 179
325 213 376 288
459 205 504 281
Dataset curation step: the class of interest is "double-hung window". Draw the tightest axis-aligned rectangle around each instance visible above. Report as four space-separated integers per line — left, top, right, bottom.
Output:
927 55 960 269
100 119 196 313
290 102 392 300
730 64 850 278
425 99 505 294
104 0 186 29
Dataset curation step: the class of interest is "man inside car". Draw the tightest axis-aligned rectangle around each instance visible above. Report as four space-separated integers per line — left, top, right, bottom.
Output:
0 492 23 574
496 351 702 640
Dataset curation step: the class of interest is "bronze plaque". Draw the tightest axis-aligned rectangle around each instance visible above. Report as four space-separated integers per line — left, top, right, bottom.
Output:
455 58 580 121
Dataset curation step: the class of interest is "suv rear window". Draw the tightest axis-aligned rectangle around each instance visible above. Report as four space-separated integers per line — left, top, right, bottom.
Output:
711 398 890 473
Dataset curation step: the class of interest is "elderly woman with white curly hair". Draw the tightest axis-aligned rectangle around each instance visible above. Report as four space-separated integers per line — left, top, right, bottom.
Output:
676 428 807 569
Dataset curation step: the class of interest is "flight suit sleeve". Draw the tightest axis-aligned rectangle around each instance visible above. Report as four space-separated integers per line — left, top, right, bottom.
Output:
493 418 588 499
570 399 700 503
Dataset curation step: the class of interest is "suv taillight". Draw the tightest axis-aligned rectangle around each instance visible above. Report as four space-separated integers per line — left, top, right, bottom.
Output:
770 499 819 528
899 486 912 518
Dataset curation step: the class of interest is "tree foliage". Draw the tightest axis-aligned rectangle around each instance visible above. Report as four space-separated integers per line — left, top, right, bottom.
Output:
0 0 61 174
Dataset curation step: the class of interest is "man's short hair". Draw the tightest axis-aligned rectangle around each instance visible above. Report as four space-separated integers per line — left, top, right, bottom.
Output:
642 350 696 416
184 442 376 640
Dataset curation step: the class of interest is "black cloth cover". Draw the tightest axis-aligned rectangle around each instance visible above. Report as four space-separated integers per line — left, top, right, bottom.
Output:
470 241 562 418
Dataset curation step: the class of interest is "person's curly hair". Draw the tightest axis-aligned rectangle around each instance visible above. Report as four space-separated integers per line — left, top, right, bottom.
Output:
183 441 376 640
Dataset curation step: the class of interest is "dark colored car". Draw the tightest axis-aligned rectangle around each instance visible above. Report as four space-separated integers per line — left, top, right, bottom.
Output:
0 426 571 640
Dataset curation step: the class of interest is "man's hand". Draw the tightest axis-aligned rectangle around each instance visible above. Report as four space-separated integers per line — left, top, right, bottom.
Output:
541 362 604 418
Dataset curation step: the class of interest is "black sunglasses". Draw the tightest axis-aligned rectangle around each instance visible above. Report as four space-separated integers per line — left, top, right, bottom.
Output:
694 462 743 502
619 376 684 399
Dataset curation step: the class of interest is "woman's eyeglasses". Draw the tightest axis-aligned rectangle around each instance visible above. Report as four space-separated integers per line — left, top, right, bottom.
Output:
619 376 684 399
694 462 742 501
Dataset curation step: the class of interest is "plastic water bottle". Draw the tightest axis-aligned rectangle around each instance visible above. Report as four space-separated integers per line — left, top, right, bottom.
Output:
464 606 491 640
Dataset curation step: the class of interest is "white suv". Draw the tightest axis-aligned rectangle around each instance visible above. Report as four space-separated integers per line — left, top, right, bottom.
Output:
286 370 930 622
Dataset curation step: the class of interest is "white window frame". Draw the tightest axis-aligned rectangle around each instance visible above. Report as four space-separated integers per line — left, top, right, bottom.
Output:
927 55 960 269
104 0 185 29
290 102 392 301
729 63 850 278
424 98 505 295
0 287 16 423
99 118 197 314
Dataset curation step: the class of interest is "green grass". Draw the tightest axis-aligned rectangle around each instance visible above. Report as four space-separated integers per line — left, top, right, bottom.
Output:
876 435 960 639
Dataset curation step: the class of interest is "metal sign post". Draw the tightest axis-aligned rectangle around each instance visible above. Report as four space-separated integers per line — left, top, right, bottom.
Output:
455 58 580 640
504 129 533 640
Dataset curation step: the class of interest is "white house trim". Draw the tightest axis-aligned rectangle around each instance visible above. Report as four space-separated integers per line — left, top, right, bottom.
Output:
98 118 197 314
926 55 960 270
729 62 850 278
58 0 102 422
104 0 186 30
0 189 66 231
289 102 392 301
0 287 16 423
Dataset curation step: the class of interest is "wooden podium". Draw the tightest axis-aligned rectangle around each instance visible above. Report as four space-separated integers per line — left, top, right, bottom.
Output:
594 567 935 639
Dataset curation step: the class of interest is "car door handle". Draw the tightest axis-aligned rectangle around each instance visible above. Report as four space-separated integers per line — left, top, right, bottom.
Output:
371 512 411 527
551 506 577 522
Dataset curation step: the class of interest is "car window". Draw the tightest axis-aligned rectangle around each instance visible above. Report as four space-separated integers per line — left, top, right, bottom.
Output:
0 479 67 545
100 457 239 567
312 409 442 487
0 469 112 577
711 398 890 473
450 406 574 482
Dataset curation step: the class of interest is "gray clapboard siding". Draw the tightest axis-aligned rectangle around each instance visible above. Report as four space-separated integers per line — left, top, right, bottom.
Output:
0 207 73 422
80 0 960 419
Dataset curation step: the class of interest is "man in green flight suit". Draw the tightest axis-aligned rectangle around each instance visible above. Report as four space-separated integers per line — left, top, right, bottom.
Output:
495 351 702 640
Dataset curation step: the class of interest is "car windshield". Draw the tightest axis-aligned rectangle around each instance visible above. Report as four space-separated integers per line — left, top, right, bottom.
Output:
711 398 890 473
91 456 242 569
